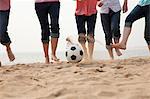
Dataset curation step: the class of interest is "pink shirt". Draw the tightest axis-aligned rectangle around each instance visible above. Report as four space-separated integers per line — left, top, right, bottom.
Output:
75 0 98 16
0 0 10 11
35 0 59 3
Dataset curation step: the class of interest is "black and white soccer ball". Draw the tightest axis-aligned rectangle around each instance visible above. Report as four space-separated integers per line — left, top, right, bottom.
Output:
66 44 83 63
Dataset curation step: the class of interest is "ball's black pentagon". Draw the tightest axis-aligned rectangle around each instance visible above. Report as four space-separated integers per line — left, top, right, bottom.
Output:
71 55 76 60
80 50 83 56
66 51 68 57
71 46 76 51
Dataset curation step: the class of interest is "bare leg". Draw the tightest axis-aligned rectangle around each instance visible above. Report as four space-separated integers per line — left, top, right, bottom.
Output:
87 35 95 61
43 43 50 64
5 44 15 61
81 43 88 61
51 38 59 61
148 45 150 52
114 38 122 56
113 27 131 50
0 61 1 67
88 42 94 62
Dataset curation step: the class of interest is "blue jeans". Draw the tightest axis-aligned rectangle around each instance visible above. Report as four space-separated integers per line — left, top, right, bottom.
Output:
125 5 150 45
75 14 97 43
0 10 11 45
101 9 121 46
35 2 60 43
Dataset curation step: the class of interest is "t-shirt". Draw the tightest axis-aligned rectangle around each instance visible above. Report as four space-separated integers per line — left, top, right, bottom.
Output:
138 0 150 6
0 0 10 11
75 0 97 16
100 0 121 14
35 0 59 3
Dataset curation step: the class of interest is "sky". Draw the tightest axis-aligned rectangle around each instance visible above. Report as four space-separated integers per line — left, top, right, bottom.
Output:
0 0 147 53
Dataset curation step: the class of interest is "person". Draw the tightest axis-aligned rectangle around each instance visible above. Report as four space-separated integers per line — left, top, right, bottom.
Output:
35 0 60 64
0 0 15 66
75 0 99 63
98 0 128 59
113 0 150 52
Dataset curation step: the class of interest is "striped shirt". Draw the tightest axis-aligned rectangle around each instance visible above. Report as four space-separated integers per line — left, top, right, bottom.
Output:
0 0 10 11
100 0 121 14
35 0 59 3
75 0 98 16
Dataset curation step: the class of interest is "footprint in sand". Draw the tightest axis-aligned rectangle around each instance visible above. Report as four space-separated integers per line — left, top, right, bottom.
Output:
98 91 117 97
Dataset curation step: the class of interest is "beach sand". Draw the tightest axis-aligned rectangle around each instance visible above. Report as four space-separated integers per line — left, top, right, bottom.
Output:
0 57 150 99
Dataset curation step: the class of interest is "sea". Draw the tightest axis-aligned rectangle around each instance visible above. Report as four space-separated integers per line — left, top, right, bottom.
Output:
0 48 150 65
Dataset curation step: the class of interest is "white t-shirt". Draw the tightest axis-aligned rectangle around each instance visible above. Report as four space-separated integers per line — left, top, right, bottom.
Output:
100 0 121 14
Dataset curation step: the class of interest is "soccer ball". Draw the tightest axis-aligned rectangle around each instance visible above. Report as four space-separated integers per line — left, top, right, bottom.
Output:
66 44 83 63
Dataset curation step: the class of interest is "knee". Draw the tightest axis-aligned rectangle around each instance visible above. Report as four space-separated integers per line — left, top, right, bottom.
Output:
87 34 95 43
78 34 86 44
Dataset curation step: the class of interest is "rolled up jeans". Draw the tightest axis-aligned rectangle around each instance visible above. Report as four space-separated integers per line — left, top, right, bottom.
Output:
0 10 11 45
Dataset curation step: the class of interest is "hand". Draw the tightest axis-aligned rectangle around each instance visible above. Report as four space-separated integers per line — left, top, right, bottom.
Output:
122 2 128 13
98 2 103 7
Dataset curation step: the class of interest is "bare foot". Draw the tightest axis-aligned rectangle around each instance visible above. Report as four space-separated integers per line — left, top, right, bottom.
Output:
6 48 15 62
51 54 59 61
79 57 93 65
112 43 126 50
45 56 50 64
115 48 122 56
106 45 114 60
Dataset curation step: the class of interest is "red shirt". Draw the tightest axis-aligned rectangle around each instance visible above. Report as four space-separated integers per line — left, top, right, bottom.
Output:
75 0 98 16
0 0 10 11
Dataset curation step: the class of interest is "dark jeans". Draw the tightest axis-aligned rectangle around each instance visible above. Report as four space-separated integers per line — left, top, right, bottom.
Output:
125 5 150 45
35 2 60 43
0 10 11 45
75 14 97 36
101 9 121 46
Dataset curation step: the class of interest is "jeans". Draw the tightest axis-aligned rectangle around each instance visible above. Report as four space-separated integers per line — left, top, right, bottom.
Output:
125 5 150 45
0 10 11 45
101 9 121 45
75 14 97 43
75 14 97 36
35 2 60 43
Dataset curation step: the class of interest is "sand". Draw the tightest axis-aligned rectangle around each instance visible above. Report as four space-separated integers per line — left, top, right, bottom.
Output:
0 57 150 99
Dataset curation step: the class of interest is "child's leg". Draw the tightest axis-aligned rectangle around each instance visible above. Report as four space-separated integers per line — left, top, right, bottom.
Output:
49 2 60 61
101 13 114 59
43 43 50 64
144 5 150 52
51 38 59 61
35 3 51 64
114 38 122 56
87 34 95 60
0 10 15 61
111 11 122 56
87 14 97 61
78 34 88 60
5 44 15 61
113 5 144 50
75 15 88 61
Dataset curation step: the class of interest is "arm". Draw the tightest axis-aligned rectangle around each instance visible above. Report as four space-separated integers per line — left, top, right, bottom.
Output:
123 0 128 13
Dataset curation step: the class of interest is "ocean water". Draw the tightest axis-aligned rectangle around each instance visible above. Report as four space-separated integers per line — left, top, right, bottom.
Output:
0 48 150 65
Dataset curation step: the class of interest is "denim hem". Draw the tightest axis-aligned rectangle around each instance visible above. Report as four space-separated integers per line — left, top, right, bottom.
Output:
1 41 11 45
125 22 133 27
50 33 59 38
42 40 49 44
